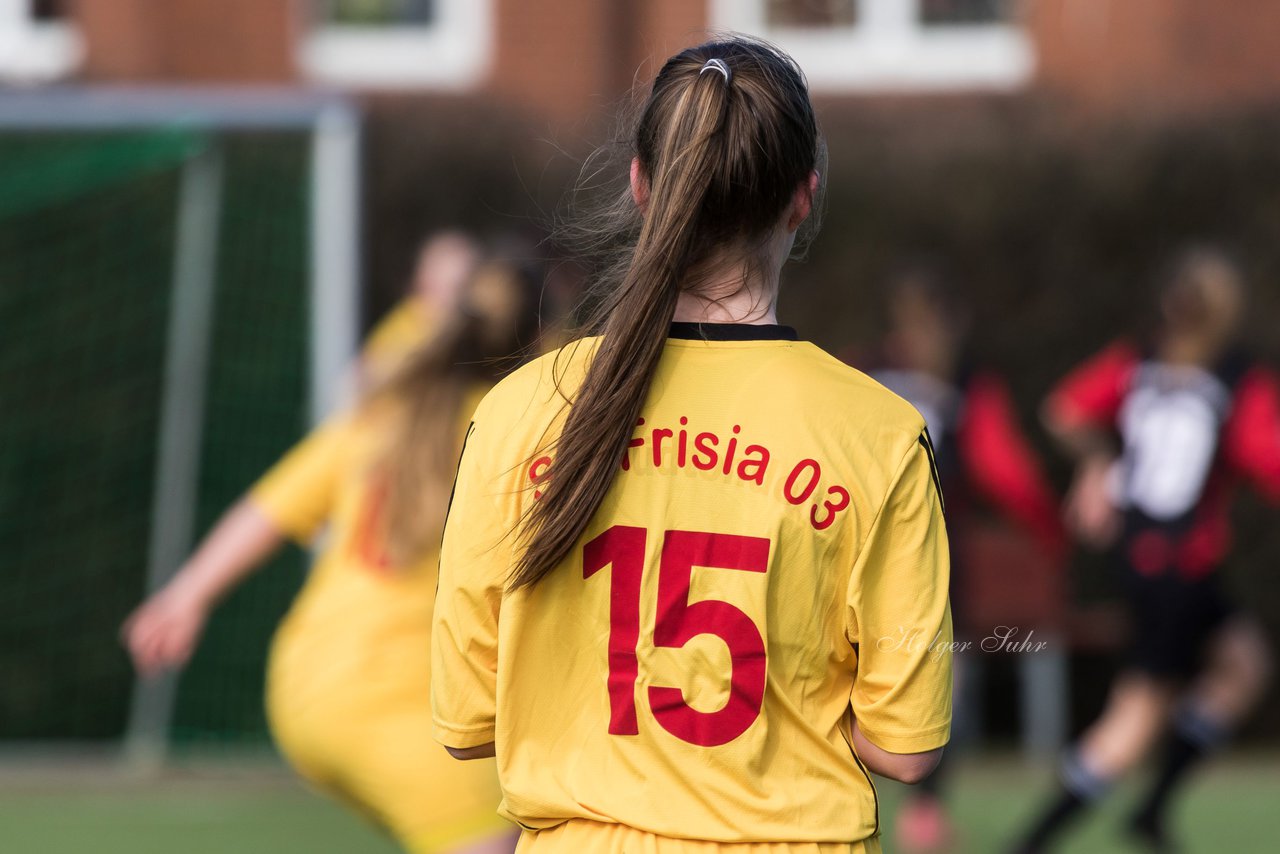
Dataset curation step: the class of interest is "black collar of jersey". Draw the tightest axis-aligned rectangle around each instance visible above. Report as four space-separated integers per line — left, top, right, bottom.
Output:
668 322 800 342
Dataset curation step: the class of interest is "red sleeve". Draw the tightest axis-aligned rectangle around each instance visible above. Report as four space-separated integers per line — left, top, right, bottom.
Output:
957 372 1066 554
1222 367 1280 504
1043 341 1139 432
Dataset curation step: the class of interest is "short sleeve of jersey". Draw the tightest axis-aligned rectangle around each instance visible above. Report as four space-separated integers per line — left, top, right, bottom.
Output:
1044 340 1139 430
249 417 351 544
846 433 953 754
432 401 512 749
1223 366 1280 503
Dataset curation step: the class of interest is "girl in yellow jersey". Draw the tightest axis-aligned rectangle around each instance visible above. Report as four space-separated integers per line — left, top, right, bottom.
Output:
123 260 535 854
431 37 953 854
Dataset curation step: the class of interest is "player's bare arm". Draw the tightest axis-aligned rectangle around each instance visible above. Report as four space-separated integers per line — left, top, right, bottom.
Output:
1041 392 1122 548
121 498 285 677
852 722 945 785
446 743 497 761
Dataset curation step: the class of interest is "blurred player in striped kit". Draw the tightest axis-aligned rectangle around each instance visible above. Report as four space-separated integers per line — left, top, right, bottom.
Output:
123 254 537 854
1012 248 1279 852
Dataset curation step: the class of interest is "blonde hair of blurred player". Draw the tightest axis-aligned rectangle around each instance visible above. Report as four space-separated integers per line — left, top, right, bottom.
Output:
122 257 537 854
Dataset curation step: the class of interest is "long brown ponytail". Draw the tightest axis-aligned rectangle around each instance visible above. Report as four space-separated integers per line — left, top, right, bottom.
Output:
510 37 821 590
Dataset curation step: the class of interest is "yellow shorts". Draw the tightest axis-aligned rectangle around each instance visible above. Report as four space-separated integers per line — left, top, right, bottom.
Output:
267 640 509 853
516 820 882 854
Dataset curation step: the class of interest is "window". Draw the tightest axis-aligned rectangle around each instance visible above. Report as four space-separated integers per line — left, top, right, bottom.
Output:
766 0 857 29
919 0 1014 25
711 0 1033 92
299 0 492 89
0 0 82 81
316 0 435 27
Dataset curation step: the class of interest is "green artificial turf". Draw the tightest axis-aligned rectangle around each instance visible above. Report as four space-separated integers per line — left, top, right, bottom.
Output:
2 754 1277 853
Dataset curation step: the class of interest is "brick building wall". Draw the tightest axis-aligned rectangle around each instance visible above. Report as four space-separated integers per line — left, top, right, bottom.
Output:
55 0 1280 125
488 0 629 128
1030 0 1280 114
77 0 295 83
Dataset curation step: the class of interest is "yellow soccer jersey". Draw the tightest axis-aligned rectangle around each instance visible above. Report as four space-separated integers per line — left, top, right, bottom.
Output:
361 297 439 381
432 323 953 845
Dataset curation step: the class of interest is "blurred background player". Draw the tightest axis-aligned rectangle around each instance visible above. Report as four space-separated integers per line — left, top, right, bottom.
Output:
866 264 1064 853
122 257 538 854
359 230 484 386
432 37 952 854
1012 248 1280 853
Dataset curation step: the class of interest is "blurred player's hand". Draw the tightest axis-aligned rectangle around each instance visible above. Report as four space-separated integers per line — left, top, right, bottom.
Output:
1064 456 1120 549
121 583 210 677
119 499 286 677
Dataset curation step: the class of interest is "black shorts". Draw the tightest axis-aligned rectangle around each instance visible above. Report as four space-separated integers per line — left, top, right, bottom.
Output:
1118 560 1237 679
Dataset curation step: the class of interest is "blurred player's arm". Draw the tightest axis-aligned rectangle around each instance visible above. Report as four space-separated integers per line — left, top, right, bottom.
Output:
122 500 284 677
1040 341 1138 547
1223 366 1280 504
432 413 509 760
958 371 1065 553
1040 340 1136 460
121 418 349 677
848 433 952 785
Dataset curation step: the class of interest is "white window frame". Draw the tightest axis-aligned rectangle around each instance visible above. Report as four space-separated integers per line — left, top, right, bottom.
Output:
0 0 82 82
710 0 1034 93
299 0 492 90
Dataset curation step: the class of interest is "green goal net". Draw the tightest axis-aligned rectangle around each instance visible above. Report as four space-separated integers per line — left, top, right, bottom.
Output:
0 92 360 755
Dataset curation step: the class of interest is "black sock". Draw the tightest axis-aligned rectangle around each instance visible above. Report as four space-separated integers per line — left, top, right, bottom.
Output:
1012 751 1109 853
1131 707 1226 841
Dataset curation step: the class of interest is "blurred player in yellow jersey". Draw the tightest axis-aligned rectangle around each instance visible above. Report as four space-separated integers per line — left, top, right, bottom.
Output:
432 37 953 854
123 258 538 854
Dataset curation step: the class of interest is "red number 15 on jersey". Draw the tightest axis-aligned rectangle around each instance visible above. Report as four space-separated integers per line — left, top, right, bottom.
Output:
583 526 771 747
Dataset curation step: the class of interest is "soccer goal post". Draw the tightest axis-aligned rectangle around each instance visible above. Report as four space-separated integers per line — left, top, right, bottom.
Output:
0 88 361 766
